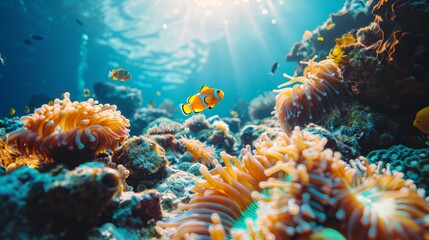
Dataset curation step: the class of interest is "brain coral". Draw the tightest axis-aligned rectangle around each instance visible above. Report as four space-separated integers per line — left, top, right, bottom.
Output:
274 56 347 133
159 127 429 239
6 92 130 165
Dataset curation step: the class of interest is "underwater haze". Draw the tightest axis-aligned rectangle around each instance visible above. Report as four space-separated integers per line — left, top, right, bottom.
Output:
0 0 344 117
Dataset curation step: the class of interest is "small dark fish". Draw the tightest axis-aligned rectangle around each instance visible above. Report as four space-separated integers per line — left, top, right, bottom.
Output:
269 61 279 76
31 34 44 40
76 18 83 26
24 38 32 45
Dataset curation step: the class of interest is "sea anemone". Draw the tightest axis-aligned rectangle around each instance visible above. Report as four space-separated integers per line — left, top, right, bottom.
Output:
179 135 216 166
212 120 230 136
6 92 130 165
330 157 429 240
274 56 346 133
183 114 211 133
159 127 429 239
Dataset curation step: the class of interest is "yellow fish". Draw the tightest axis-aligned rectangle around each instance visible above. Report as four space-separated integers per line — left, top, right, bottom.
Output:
326 23 335 30
83 88 91 98
108 68 132 82
317 36 324 41
413 106 429 134
181 85 224 116
9 108 15 116
24 106 31 114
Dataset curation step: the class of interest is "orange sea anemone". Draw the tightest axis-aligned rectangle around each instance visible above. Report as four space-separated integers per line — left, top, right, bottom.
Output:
274 56 346 133
179 135 216 166
159 127 429 239
330 157 429 240
6 92 130 165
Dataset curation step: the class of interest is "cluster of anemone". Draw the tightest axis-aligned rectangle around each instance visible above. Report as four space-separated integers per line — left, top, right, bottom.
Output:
179 135 216 166
248 91 276 121
145 121 183 135
159 127 429 240
6 92 130 165
274 56 347 133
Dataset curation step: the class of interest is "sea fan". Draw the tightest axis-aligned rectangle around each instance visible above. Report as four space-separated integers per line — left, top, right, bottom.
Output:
274 56 346 133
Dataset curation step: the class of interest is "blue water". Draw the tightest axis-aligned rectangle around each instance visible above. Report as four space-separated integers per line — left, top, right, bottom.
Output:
0 0 344 118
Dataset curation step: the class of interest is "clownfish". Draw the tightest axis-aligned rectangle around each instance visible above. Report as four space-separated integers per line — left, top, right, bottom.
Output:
180 85 224 116
413 106 429 134
108 68 132 82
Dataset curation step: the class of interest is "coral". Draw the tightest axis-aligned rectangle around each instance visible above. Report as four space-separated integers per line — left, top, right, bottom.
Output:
183 114 211 133
159 127 429 239
0 162 120 239
248 92 276 121
327 33 357 66
179 135 216 166
112 136 168 189
93 82 143 118
106 190 162 229
372 0 429 70
156 170 199 211
159 99 178 115
6 92 130 167
131 107 172 135
221 117 241 133
0 117 23 138
274 56 347 133
286 0 376 72
367 144 429 191
145 120 183 135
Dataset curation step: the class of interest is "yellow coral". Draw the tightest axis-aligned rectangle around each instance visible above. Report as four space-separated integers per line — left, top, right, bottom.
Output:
327 33 356 66
6 92 130 165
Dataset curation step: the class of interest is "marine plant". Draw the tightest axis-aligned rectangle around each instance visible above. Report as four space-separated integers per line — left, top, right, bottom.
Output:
274 56 347 133
6 92 130 165
179 135 216 166
159 127 429 239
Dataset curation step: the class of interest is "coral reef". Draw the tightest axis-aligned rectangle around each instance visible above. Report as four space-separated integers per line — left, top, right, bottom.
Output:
274 56 347 133
159 127 429 239
156 170 199 211
93 82 143 118
106 189 162 228
0 117 23 138
367 144 429 191
372 0 429 70
145 119 183 135
286 0 376 71
6 92 130 167
248 91 276 121
131 107 173 135
0 162 120 239
112 136 168 190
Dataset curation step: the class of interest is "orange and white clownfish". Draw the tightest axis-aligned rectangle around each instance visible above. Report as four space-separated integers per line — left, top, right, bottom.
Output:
181 85 224 116
108 68 132 82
